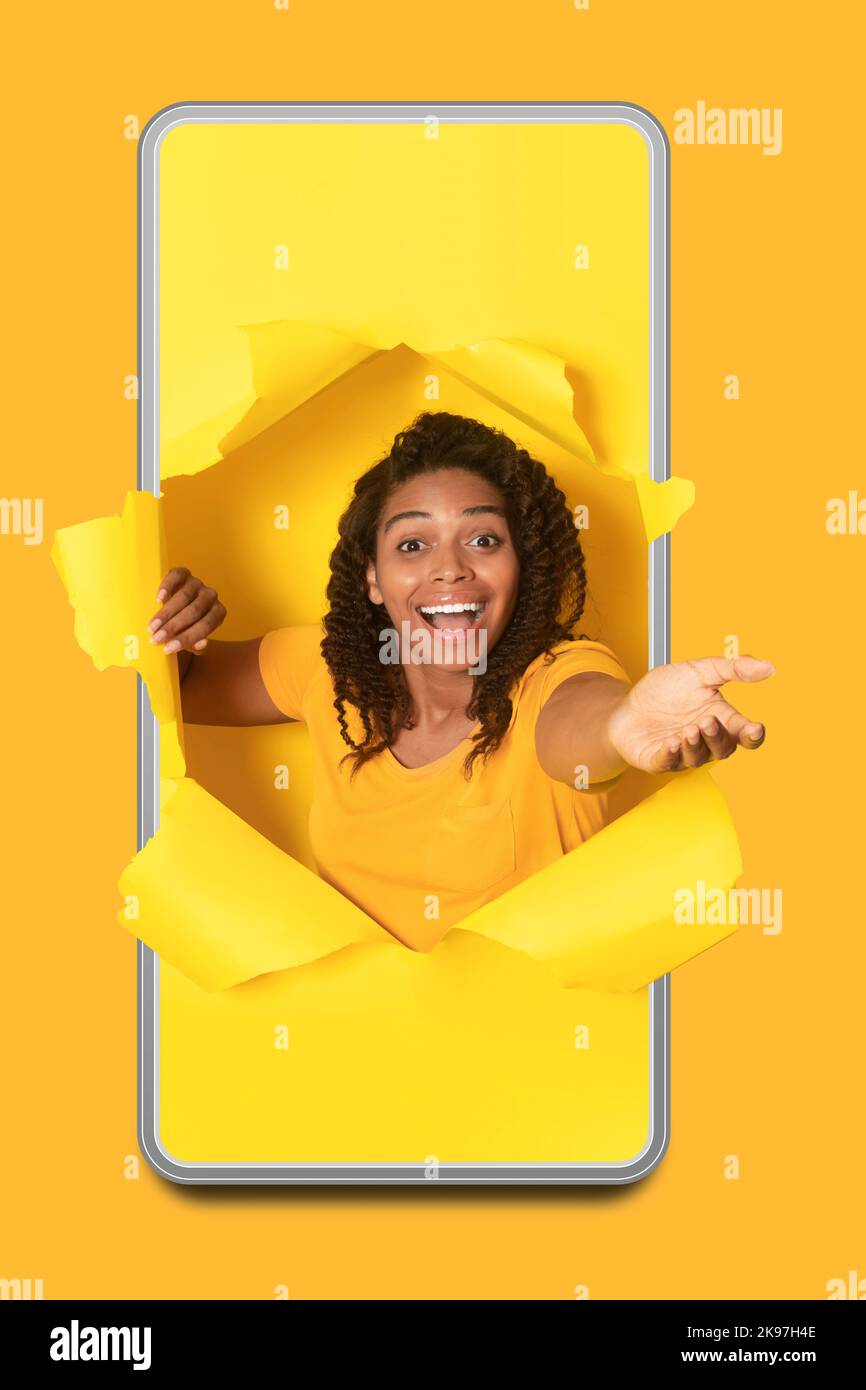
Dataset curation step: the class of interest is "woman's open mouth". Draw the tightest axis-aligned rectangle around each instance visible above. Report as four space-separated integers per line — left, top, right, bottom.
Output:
415 600 488 637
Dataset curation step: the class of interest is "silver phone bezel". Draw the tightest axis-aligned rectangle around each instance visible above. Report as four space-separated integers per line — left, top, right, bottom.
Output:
137 100 671 1185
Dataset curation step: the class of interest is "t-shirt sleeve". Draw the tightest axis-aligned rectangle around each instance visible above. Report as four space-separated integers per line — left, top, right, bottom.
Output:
257 623 327 721
534 638 632 709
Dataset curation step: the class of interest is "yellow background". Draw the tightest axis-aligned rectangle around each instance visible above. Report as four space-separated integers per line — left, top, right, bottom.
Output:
3 0 863 1298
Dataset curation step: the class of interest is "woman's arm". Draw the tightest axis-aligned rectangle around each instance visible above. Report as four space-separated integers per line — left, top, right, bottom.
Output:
535 672 631 785
149 567 292 727
536 654 775 785
176 637 292 726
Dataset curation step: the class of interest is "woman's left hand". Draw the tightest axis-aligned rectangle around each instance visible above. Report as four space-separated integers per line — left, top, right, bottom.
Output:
606 655 775 774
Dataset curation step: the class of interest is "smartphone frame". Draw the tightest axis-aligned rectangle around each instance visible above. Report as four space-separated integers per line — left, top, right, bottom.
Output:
136 100 671 1185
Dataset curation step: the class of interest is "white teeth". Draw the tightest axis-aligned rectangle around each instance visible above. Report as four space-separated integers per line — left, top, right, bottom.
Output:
418 602 485 615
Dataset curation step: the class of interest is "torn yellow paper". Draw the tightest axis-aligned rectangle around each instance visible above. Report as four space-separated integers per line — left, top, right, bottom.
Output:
118 766 738 996
160 320 381 479
119 778 395 991
159 319 695 540
459 766 740 992
427 338 695 540
634 473 696 544
159 389 258 483
423 337 598 468
49 490 186 779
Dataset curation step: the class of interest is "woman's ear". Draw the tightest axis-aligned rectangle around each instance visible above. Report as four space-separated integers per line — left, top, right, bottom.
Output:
366 560 383 606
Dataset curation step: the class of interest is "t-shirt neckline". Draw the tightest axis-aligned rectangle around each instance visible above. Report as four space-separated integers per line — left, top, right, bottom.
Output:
371 641 581 779
383 722 482 778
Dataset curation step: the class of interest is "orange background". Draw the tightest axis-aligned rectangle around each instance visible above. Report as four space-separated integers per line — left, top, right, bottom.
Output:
2 1 863 1299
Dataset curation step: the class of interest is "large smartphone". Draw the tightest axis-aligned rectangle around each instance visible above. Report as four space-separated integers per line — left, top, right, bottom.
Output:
137 100 670 1184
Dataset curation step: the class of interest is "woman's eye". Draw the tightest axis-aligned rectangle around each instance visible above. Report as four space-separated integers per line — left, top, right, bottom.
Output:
397 533 501 553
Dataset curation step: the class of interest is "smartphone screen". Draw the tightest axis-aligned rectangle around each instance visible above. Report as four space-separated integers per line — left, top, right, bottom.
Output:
138 101 669 1184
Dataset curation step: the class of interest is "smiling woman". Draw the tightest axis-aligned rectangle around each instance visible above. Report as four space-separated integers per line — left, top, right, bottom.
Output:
150 410 774 946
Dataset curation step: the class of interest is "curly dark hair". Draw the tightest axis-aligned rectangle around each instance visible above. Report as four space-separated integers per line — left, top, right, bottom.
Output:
321 410 591 780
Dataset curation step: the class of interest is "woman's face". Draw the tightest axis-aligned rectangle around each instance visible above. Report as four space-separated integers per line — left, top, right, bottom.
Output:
365 467 520 670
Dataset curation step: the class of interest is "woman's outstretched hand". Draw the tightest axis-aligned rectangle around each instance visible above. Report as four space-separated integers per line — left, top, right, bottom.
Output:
147 567 227 655
606 655 775 773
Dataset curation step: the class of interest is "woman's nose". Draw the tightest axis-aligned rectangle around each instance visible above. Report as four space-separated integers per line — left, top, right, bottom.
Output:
431 543 472 584
430 567 467 583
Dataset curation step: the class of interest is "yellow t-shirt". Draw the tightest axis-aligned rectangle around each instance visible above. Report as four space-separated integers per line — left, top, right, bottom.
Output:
258 624 631 948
